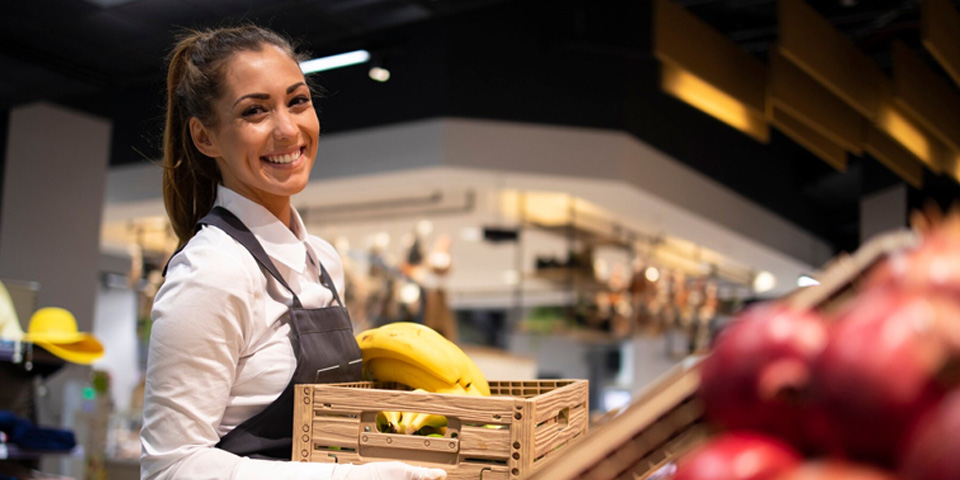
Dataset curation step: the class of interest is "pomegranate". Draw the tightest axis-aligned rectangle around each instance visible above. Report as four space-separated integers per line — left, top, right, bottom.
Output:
673 431 802 480
772 461 899 480
865 217 960 298
699 303 829 450
900 389 960 480
812 289 948 464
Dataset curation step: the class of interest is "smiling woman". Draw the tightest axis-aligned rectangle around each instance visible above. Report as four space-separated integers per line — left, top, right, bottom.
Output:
139 25 446 480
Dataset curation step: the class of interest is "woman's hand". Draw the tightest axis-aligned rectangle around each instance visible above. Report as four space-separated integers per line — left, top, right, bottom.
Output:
339 461 447 480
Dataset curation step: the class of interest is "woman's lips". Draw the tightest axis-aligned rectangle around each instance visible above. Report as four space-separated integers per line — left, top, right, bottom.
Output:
262 146 304 165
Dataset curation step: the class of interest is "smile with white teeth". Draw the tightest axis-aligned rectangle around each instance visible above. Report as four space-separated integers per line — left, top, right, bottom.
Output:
263 147 302 164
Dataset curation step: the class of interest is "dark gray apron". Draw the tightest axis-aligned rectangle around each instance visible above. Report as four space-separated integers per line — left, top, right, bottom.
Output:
188 206 363 459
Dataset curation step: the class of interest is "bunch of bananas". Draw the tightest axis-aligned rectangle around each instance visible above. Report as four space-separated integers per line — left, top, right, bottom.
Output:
356 322 491 396
375 392 450 436
356 322 492 436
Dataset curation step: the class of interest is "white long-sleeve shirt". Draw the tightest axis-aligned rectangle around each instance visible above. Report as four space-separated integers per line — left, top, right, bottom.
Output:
141 185 349 480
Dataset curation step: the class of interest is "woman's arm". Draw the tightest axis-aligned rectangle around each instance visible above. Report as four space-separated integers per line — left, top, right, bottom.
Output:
141 235 267 479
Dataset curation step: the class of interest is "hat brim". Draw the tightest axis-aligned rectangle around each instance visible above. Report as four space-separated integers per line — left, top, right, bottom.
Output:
22 331 88 344
33 337 104 365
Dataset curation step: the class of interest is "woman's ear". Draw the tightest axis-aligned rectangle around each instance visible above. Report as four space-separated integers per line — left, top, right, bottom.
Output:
189 117 221 158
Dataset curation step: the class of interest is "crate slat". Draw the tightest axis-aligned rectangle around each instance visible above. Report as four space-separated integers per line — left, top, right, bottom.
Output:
460 425 511 459
531 380 589 424
532 402 588 459
313 386 517 423
310 415 359 448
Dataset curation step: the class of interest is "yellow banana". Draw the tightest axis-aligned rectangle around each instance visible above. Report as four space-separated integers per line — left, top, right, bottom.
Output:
356 323 462 384
377 322 491 396
464 382 486 397
376 410 403 433
364 357 467 394
399 411 448 435
458 355 491 396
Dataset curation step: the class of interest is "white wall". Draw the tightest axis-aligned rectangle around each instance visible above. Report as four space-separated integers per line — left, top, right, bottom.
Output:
1 103 110 330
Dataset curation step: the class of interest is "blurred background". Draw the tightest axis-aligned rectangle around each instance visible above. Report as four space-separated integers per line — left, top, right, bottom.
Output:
1 0 960 478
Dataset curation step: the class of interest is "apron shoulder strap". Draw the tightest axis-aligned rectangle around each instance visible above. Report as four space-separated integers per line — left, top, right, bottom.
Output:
200 207 301 306
316 261 344 307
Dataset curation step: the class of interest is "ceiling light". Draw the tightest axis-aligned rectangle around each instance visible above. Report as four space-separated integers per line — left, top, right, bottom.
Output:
299 50 371 74
416 220 433 237
797 275 820 287
753 271 777 293
373 232 391 249
644 266 661 283
399 282 421 305
369 66 391 82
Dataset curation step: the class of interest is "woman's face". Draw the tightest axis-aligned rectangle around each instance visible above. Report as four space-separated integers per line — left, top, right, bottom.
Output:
191 44 319 216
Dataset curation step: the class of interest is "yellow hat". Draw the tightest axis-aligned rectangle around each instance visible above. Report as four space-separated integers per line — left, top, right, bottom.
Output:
22 307 104 365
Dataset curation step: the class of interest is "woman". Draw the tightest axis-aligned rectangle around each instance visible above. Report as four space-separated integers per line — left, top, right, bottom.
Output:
140 25 446 480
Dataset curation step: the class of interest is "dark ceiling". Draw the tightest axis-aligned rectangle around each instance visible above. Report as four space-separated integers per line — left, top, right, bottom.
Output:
2 0 959 257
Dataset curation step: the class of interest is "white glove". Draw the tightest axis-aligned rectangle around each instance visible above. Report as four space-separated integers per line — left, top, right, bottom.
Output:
335 461 447 480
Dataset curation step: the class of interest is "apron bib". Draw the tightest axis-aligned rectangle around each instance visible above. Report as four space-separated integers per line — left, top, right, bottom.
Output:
193 207 363 459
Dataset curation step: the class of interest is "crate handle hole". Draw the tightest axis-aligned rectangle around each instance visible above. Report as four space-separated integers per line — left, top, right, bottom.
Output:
558 407 570 430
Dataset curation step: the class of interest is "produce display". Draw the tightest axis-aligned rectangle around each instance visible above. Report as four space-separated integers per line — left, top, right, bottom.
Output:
674 213 960 479
355 322 491 436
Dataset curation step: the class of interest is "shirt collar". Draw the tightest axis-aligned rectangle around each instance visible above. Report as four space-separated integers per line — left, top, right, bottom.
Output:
215 185 308 274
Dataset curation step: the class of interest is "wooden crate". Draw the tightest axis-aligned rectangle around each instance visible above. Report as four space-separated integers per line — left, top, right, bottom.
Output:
525 229 918 480
293 379 589 480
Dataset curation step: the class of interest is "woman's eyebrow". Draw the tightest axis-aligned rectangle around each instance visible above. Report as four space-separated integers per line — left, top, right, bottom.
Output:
233 83 308 108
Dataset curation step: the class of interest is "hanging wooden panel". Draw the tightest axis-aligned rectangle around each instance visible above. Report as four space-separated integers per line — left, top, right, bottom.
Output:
863 125 924 190
875 95 955 175
768 51 865 154
892 41 960 156
769 106 847 172
922 0 960 89
654 0 769 143
779 0 885 120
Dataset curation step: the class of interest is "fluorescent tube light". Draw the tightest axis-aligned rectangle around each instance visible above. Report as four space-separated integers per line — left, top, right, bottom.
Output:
300 50 371 74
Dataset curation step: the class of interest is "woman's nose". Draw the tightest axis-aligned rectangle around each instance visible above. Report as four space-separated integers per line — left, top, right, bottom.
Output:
273 110 298 140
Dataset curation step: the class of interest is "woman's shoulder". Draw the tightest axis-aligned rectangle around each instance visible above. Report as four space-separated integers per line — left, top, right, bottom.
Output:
164 224 261 286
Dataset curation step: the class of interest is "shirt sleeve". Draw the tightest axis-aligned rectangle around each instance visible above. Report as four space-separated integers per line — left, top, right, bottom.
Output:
140 232 343 480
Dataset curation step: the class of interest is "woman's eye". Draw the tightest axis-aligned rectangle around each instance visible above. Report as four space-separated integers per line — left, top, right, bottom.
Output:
290 95 310 107
241 105 266 117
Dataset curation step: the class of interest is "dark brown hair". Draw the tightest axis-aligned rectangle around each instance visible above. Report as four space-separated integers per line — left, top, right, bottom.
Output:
162 25 309 248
